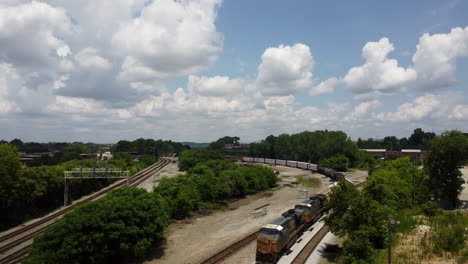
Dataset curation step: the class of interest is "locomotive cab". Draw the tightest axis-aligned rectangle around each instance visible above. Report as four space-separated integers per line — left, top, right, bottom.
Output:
256 224 282 262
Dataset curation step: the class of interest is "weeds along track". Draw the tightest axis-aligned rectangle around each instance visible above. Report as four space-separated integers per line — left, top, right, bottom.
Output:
0 158 171 264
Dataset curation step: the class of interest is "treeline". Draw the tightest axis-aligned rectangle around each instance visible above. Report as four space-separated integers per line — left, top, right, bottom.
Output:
325 130 468 263
111 138 190 156
357 128 436 150
25 152 278 263
1 139 102 153
0 144 155 231
248 130 375 170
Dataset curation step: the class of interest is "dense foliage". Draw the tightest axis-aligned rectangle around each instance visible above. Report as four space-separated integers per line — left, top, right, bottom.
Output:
0 144 154 231
425 130 468 208
156 159 278 219
327 130 468 264
357 128 436 150
325 157 430 263
319 155 350 171
178 148 224 171
248 130 373 168
24 188 170 264
111 138 189 156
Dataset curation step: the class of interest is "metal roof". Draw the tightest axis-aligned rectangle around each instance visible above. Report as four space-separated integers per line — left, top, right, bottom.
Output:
401 149 421 153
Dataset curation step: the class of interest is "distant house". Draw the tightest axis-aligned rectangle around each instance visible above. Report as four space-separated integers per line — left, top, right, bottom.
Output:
361 149 425 161
224 144 249 153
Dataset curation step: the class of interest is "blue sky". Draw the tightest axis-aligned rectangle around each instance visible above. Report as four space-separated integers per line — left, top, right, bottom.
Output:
0 0 467 143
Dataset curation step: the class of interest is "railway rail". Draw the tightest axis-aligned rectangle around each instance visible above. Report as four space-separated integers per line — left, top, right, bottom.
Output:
0 158 171 264
290 225 329 264
200 231 259 264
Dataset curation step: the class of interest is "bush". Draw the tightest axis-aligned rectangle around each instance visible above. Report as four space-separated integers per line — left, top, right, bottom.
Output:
340 228 376 264
24 187 170 264
421 201 440 216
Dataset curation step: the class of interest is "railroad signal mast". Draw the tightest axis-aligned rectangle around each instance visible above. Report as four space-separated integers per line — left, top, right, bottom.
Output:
63 164 129 206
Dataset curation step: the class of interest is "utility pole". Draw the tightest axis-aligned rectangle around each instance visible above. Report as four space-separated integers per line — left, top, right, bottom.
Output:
412 161 415 208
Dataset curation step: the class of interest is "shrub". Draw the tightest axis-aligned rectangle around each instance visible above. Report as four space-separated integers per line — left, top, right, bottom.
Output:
340 228 376 264
24 187 170 264
421 201 440 216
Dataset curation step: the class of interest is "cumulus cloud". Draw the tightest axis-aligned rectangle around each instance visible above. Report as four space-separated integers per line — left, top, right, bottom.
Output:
0 1 72 69
450 105 468 120
337 28 468 98
187 75 245 97
74 48 111 69
310 77 339 96
343 38 417 95
345 100 381 121
0 64 20 114
374 94 444 122
412 26 468 89
256 43 314 96
113 0 223 91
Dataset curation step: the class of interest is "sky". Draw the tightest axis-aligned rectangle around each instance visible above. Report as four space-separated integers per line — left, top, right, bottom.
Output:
0 0 468 143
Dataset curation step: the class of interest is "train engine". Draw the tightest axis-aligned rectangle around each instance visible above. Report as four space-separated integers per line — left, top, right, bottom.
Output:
255 194 327 263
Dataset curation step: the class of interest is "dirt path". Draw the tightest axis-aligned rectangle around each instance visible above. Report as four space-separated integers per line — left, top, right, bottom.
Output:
142 164 333 264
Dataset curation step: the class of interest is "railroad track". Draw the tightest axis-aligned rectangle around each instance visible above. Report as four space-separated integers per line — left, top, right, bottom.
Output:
0 158 171 264
200 231 259 264
290 225 329 264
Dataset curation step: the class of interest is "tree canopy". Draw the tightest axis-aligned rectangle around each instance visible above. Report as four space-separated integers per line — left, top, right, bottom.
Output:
425 130 468 208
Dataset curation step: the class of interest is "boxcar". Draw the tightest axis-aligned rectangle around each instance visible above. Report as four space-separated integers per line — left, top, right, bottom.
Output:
276 159 287 166
286 160 298 168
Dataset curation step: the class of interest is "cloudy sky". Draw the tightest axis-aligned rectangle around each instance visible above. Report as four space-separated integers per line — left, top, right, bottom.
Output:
1 0 468 143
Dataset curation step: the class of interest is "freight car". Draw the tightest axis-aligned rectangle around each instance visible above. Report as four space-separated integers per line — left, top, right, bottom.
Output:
242 157 344 182
256 195 327 263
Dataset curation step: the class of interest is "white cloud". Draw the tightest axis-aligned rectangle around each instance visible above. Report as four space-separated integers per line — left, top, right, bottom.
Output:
345 100 381 121
0 63 20 114
113 0 223 91
374 94 443 122
412 26 468 90
0 1 72 68
343 38 417 95
450 104 468 120
74 48 111 69
187 75 244 97
256 43 314 96
310 77 339 96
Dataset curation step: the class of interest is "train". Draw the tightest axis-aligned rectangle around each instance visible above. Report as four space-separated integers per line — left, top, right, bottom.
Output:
241 157 344 181
255 194 327 263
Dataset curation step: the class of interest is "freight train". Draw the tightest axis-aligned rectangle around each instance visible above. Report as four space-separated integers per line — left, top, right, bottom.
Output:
241 157 344 181
255 194 327 263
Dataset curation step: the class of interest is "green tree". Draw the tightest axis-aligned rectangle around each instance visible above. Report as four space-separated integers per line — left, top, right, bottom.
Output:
426 130 468 208
319 154 349 171
25 187 170 264
60 152 82 162
0 144 23 206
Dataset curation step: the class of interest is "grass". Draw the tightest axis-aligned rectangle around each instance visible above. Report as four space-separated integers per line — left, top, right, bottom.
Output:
375 210 468 263
296 176 319 187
